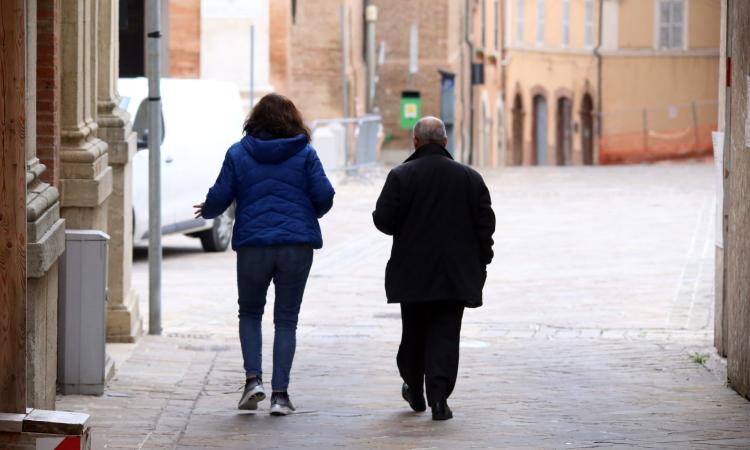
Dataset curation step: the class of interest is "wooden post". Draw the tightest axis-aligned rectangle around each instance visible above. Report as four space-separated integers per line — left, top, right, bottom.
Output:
0 0 28 414
726 0 750 399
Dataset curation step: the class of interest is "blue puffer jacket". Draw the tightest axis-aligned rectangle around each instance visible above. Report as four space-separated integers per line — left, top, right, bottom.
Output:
201 133 335 250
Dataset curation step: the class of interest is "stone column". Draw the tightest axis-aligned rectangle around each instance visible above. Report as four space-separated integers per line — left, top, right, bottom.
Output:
98 0 142 342
21 0 67 410
60 0 112 231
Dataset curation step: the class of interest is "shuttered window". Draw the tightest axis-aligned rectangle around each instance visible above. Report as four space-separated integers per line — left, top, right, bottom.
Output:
562 0 570 47
516 0 525 43
658 0 685 49
536 0 545 45
584 0 594 47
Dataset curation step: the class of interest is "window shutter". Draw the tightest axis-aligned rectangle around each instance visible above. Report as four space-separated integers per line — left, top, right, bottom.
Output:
562 0 570 46
537 0 545 45
517 0 525 43
671 1 684 48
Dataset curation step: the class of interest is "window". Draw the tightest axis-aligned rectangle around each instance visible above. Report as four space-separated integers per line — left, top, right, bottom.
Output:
515 0 524 43
481 0 486 48
584 0 594 47
536 0 545 45
658 0 685 49
562 0 570 47
494 0 500 50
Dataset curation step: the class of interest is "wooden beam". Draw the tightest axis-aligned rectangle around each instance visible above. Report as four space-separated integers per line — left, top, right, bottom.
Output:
726 0 750 400
0 0 28 414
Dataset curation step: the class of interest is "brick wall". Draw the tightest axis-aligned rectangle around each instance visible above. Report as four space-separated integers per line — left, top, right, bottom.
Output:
371 0 460 150
269 0 290 94
275 0 366 121
169 0 201 78
36 0 60 187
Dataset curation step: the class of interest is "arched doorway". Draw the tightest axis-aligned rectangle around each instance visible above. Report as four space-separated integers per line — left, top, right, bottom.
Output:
581 94 594 165
512 94 524 165
478 94 491 167
496 96 506 166
533 94 548 165
556 97 573 165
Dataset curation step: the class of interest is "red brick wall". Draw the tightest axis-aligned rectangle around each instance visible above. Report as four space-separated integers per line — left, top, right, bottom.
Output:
169 0 201 78
36 0 60 188
269 0 290 94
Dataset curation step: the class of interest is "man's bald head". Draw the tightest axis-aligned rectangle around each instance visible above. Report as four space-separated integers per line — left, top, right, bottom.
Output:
413 116 448 149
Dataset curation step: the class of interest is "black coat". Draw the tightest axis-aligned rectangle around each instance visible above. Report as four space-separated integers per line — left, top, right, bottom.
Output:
372 143 495 308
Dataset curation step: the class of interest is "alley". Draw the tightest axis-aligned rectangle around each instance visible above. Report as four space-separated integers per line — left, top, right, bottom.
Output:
58 164 750 449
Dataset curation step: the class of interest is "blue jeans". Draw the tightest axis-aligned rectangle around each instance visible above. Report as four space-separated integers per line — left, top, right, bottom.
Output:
237 245 313 391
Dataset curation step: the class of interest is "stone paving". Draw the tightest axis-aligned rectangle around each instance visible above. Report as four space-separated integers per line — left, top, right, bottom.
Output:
58 164 750 449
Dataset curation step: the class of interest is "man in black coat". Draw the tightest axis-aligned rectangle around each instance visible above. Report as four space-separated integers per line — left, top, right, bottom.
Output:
373 116 495 420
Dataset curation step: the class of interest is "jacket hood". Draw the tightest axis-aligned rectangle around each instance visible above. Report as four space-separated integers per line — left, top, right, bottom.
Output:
241 133 309 164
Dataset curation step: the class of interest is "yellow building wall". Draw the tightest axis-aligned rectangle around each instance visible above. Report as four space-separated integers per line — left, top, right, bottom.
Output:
600 55 719 163
619 0 656 49
619 0 720 49
505 51 598 165
690 0 721 48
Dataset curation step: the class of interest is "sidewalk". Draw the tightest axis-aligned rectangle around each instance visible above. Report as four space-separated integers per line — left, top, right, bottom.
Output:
58 165 750 449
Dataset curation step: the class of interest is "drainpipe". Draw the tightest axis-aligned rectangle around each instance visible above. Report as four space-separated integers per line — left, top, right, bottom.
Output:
464 0 474 165
500 0 507 152
594 0 604 164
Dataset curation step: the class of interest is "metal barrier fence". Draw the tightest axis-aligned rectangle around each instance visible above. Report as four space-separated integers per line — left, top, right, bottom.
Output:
310 115 382 173
599 101 718 164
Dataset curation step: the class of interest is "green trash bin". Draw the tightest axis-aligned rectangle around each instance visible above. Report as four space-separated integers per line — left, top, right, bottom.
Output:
400 90 422 129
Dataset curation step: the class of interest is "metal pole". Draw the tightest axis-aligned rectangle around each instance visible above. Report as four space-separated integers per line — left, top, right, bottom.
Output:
341 5 351 171
365 4 378 113
341 6 349 118
250 24 255 110
147 0 162 335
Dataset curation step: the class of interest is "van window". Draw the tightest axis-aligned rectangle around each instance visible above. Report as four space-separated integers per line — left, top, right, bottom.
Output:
132 98 165 148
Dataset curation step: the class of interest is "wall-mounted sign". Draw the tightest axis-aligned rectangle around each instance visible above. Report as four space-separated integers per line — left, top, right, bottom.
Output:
400 91 422 129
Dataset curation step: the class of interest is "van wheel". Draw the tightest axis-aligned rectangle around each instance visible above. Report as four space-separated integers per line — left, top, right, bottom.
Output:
199 212 232 252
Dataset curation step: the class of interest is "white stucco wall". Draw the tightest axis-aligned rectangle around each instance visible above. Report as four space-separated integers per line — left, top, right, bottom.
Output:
200 0 273 109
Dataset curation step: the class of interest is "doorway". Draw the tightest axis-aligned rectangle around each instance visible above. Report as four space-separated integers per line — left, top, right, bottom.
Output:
496 96 505 166
556 97 573 165
533 94 548 165
581 94 594 165
512 94 524 165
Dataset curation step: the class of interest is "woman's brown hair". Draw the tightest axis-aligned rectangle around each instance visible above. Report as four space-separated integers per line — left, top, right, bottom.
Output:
243 93 311 140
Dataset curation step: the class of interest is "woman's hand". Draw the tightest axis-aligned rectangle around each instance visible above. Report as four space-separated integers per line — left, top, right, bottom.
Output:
193 203 204 219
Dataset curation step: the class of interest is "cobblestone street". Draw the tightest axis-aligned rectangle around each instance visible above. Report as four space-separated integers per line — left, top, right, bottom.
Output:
58 164 750 449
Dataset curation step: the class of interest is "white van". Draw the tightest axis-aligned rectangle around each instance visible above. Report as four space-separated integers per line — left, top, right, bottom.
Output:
119 78 244 252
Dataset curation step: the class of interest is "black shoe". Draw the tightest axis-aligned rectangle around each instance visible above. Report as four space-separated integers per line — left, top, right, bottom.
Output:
431 400 453 421
401 383 426 412
270 391 296 416
238 376 266 410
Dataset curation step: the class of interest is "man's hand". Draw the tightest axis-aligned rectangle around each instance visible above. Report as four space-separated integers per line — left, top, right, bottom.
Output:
193 203 204 219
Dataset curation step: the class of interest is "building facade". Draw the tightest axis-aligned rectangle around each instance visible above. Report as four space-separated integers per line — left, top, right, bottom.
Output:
270 0 367 122
2 0 137 446
504 0 719 166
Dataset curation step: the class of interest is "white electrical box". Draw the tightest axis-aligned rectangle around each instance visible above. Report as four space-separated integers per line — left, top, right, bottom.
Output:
58 230 110 395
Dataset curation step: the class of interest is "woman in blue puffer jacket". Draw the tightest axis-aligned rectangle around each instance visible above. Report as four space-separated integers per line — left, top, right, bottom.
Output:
194 93 334 416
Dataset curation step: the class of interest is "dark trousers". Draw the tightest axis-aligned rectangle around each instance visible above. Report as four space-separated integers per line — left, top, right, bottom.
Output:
397 301 465 406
